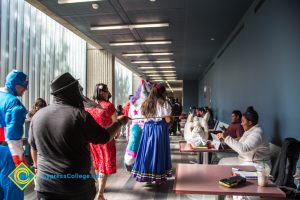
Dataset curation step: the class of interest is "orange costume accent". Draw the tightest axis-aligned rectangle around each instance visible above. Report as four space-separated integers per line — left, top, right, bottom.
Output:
11 155 27 167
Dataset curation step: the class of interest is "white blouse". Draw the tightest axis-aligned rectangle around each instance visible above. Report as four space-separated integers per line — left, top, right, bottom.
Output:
225 124 270 163
144 101 172 122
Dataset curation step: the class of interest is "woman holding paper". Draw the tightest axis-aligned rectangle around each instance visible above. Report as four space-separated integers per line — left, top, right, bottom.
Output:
218 106 270 166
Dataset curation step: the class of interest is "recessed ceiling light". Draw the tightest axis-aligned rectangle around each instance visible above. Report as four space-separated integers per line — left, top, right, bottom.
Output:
138 66 175 69
58 0 102 4
91 23 169 31
151 79 178 82
143 71 176 73
122 52 173 57
147 74 176 77
150 0 156 2
110 41 172 46
132 60 174 64
92 3 99 9
149 78 177 82
166 88 182 91
148 76 163 79
210 38 215 41
150 79 177 82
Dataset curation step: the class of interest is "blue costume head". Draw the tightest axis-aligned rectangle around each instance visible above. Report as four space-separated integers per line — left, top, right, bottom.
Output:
5 70 28 96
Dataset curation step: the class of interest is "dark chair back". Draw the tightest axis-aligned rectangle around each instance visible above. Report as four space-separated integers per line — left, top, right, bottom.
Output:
271 138 300 188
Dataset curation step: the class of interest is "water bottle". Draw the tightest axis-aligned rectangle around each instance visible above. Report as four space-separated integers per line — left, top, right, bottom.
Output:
256 161 270 187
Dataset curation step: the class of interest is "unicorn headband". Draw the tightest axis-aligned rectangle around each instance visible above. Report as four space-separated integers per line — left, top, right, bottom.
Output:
130 80 153 105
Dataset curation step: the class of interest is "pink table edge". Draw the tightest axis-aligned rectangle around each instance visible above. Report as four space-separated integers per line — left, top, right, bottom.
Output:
179 140 235 153
173 163 286 198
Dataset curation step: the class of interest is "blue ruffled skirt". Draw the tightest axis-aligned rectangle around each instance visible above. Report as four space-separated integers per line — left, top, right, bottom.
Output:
131 120 172 183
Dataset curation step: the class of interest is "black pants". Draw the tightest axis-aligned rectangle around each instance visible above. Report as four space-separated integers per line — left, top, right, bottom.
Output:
170 119 179 135
37 189 96 200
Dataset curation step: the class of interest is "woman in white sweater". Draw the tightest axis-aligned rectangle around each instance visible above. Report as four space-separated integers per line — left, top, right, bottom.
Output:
218 106 270 166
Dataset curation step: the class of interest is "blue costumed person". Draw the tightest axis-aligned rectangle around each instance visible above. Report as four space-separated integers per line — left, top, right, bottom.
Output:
124 80 152 171
0 70 28 167
0 145 24 200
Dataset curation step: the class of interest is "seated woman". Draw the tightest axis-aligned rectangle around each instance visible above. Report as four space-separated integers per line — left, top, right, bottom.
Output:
218 106 270 166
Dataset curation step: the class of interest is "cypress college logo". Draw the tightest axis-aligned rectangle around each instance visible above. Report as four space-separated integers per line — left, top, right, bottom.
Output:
8 162 36 190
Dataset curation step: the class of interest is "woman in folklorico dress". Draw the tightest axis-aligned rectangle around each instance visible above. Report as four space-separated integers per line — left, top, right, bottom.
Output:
85 83 119 200
131 83 172 184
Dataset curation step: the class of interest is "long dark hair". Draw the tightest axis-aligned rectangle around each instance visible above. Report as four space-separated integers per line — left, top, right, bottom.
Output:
141 83 166 118
28 98 47 118
92 83 109 102
243 106 259 125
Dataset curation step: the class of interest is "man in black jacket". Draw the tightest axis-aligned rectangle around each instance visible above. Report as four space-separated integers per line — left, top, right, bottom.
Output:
29 72 128 200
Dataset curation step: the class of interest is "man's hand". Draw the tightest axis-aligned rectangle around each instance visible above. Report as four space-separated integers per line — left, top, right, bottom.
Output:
117 115 129 126
106 116 129 142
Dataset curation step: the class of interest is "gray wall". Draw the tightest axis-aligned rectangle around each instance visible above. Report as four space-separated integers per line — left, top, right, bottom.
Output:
199 0 300 146
183 80 198 112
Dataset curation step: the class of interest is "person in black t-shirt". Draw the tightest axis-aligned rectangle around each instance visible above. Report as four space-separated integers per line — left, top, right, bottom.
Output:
29 73 128 200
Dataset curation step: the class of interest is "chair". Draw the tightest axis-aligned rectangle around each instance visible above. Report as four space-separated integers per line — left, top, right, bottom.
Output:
269 143 281 174
271 138 300 198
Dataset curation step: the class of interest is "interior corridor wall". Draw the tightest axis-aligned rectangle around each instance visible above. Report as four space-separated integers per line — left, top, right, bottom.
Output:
183 80 198 113
0 0 86 109
198 0 300 146
86 44 114 101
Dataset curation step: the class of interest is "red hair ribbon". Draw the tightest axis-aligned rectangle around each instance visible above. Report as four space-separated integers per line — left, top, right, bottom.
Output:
141 80 145 84
155 84 161 89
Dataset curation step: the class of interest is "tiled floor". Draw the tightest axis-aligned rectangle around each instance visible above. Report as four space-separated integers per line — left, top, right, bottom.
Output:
25 135 218 200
